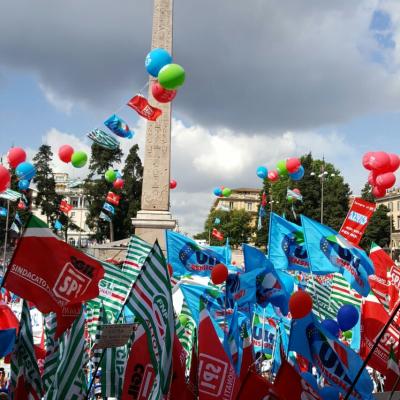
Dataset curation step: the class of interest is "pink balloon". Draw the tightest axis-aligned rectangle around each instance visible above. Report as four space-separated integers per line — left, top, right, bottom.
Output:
58 145 74 163
388 153 400 172
372 185 387 199
293 188 301 195
0 165 11 193
286 158 301 174
376 172 396 189
362 152 373 170
268 170 280 182
368 171 377 186
369 152 391 172
7 147 26 169
113 178 124 189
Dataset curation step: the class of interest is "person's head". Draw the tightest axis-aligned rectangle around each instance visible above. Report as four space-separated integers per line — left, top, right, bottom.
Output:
0 369 5 380
0 392 9 400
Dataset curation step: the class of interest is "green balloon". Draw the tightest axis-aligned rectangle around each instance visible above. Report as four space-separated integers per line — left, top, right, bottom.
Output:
287 196 294 203
276 159 288 176
222 188 232 197
71 151 88 168
158 63 186 90
179 315 189 326
343 330 352 340
105 169 117 183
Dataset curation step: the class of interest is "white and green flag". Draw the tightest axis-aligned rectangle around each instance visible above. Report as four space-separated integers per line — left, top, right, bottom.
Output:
125 241 175 398
122 234 152 283
42 313 60 394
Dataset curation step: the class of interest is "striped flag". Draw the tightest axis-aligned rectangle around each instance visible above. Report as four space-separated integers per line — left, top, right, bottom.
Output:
45 307 87 399
0 188 21 202
10 300 44 399
42 313 60 393
122 234 152 283
331 273 362 307
125 241 175 398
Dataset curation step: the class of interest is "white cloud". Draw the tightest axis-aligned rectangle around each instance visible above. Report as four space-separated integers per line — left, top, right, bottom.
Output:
39 83 74 114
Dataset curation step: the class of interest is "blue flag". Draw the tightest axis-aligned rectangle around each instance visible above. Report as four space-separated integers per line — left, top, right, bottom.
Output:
268 212 310 273
103 202 115 215
289 312 374 399
166 230 231 277
0 207 7 217
104 114 133 139
54 220 63 230
301 215 374 296
252 305 277 357
99 211 112 222
0 328 16 357
272 320 289 374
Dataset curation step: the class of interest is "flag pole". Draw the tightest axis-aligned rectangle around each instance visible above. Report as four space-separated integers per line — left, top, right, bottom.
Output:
389 374 400 400
1 200 10 277
344 300 400 400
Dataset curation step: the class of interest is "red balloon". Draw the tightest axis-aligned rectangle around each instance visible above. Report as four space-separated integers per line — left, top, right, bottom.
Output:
372 185 386 198
170 179 177 189
0 302 19 331
368 171 377 186
211 263 228 285
376 172 396 189
0 165 11 193
388 153 400 172
7 147 26 169
293 188 301 195
289 290 313 319
362 152 373 170
58 145 74 163
152 81 177 103
286 158 301 174
268 170 280 182
113 178 124 189
368 152 391 172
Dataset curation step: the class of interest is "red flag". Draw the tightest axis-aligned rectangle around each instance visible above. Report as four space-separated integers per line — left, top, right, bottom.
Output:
122 325 155 400
106 191 120 206
211 228 224 241
3 216 104 315
274 358 322 400
237 367 279 400
360 299 399 375
0 301 19 331
55 304 82 338
59 200 73 214
261 192 267 207
127 95 162 122
239 335 254 384
198 307 239 400
339 198 376 245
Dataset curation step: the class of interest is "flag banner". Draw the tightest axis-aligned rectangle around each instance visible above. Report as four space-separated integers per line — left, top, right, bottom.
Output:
301 214 374 296
211 227 224 241
3 215 104 314
268 213 310 273
58 212 68 226
88 128 120 150
106 191 121 206
54 220 63 230
287 188 303 202
45 307 87 399
0 207 7 217
331 273 362 307
339 198 376 245
198 303 239 400
122 235 152 284
54 303 82 339
289 312 374 400
0 188 22 202
271 320 289 374
127 95 163 122
103 202 115 215
10 212 23 235
387 344 400 376
10 300 43 399
59 200 73 214
166 230 230 277
360 299 400 376
0 328 16 357
273 357 322 400
104 114 134 138
42 313 59 393
209 239 232 266
389 265 400 312
237 368 279 400
252 308 276 357
99 211 112 222
125 241 175 397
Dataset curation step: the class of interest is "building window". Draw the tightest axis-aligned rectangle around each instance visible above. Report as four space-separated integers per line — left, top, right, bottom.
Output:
71 199 79 207
246 202 252 211
229 201 234 210
71 212 76 218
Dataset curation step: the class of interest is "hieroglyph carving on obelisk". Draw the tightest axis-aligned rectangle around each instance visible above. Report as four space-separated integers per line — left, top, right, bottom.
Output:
141 0 173 211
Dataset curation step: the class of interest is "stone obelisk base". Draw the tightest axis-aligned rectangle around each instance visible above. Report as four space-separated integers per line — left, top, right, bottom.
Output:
132 210 176 251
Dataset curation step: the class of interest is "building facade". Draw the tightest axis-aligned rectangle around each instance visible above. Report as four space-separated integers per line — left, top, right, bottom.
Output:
31 173 94 247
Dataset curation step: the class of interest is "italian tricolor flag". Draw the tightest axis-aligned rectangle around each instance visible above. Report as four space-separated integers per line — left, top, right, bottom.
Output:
387 345 400 376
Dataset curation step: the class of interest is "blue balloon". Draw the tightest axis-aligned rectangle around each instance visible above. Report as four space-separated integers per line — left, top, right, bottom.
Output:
116 171 122 179
289 165 304 181
15 162 36 181
145 48 173 77
321 319 340 338
213 187 223 197
214 217 221 225
256 166 268 179
300 372 319 391
319 386 341 400
18 179 30 190
337 304 359 331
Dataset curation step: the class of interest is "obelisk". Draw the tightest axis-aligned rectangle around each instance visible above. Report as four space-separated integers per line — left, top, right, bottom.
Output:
132 0 176 248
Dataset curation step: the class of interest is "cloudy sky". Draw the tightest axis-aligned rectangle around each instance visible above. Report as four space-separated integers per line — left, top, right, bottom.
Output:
1 0 400 235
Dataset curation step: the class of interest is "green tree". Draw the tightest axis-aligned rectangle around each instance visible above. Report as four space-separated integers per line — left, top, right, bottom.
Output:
84 144 123 242
255 153 351 246
360 183 391 250
113 144 143 240
32 145 62 225
195 208 253 248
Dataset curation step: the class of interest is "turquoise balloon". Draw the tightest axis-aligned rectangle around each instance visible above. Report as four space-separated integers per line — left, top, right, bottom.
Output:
71 151 88 168
256 166 268 179
145 48 172 77
158 63 186 90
